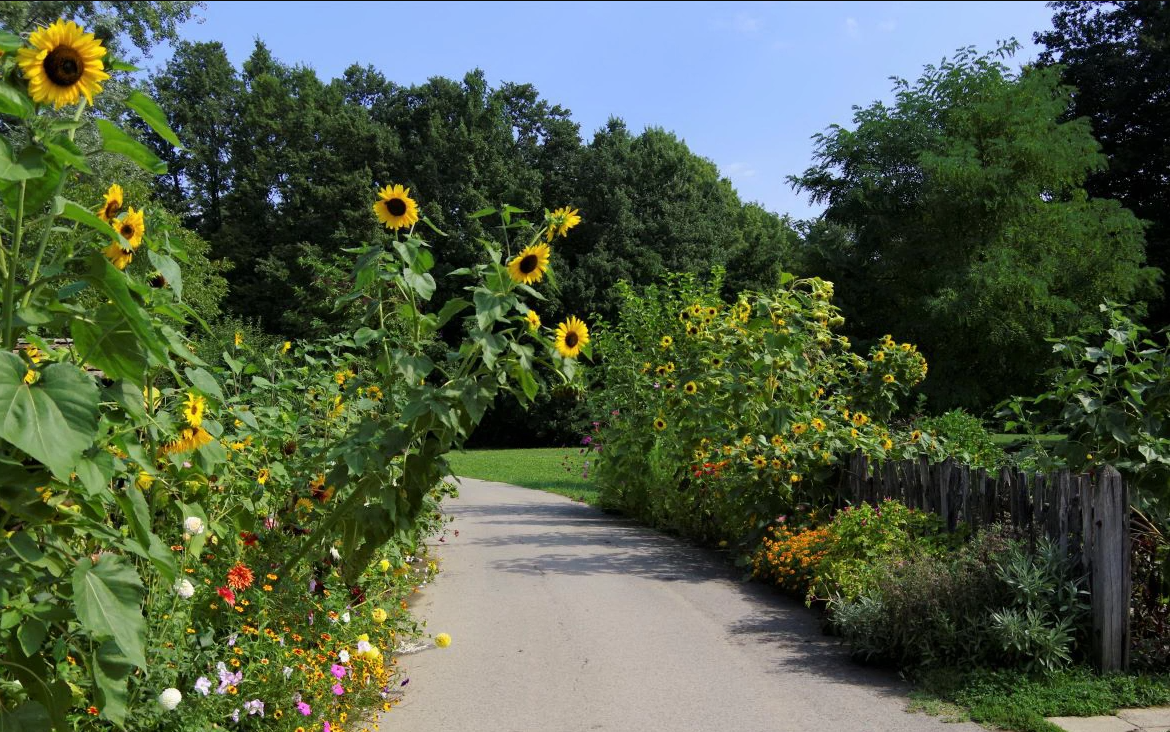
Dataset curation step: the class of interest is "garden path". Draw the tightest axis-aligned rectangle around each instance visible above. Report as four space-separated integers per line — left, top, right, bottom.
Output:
389 478 982 732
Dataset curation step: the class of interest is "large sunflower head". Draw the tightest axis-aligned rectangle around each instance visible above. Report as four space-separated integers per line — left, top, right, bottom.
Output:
525 310 541 330
98 183 123 222
102 241 132 270
554 316 589 359
183 392 207 428
507 243 551 285
115 207 145 249
545 207 581 242
373 184 419 230
17 20 110 108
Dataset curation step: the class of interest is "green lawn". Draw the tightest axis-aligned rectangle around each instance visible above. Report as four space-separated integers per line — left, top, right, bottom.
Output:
446 448 600 505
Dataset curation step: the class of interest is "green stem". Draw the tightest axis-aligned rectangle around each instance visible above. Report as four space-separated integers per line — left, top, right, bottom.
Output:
274 485 370 586
2 181 28 349
22 99 86 307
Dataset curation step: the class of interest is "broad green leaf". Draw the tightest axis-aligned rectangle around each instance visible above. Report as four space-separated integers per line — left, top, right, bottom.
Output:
353 327 383 347
393 351 433 384
402 268 436 301
0 354 99 481
147 249 183 300
468 207 497 219
473 289 508 330
435 297 470 328
95 120 167 175
0 79 34 118
0 30 23 52
72 555 147 668
0 701 52 732
115 488 176 584
93 641 133 725
72 303 148 385
74 451 115 498
57 198 124 243
1 155 61 212
106 380 148 421
8 531 43 563
184 366 224 403
84 253 170 370
44 137 93 174
16 618 47 656
125 91 182 148
0 139 46 181
2 643 70 731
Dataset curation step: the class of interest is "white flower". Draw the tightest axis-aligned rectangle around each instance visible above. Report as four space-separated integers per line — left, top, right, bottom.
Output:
183 516 205 536
338 649 350 663
175 579 195 599
356 640 372 654
282 666 293 679
158 688 182 711
341 611 350 624
329 547 341 561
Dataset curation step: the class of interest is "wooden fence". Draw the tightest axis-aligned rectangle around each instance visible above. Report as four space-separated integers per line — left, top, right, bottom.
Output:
843 452 1132 671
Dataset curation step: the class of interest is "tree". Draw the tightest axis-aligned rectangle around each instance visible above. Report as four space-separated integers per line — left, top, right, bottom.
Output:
0 1 202 57
1036 1 1170 328
791 44 1156 412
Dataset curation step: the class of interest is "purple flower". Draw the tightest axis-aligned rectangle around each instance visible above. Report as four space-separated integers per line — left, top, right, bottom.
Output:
230 709 240 723
243 699 264 717
330 664 346 679
227 633 238 647
193 676 211 696
581 436 592 446
332 683 345 696
592 421 600 427
216 664 243 694
611 409 620 416
324 723 332 732
400 678 410 687
296 701 311 716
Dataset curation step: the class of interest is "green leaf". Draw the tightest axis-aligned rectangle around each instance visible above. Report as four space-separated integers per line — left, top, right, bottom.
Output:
402 267 436 301
125 91 182 148
436 297 471 328
57 198 125 244
107 57 140 72
16 618 47 656
115 488 176 585
469 207 497 219
147 249 183 300
3 642 71 731
0 139 46 181
95 120 167 175
72 555 147 669
8 531 43 563
184 366 224 403
1 155 61 213
0 30 23 52
473 289 508 330
107 380 147 421
0 354 100 482
44 137 93 174
93 641 133 725
84 253 171 370
0 79 34 119
72 303 148 385
0 701 52 732
353 327 383 347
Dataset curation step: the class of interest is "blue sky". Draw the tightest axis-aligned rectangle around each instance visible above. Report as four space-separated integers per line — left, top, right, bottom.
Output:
148 1 1057 220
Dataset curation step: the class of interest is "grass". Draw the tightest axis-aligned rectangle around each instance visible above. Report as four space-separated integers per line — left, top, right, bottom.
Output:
446 448 601 505
911 667 1170 732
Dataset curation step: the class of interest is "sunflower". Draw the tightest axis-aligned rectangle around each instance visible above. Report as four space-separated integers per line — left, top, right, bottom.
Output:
852 412 869 427
811 418 826 432
98 184 123 222
881 437 893 451
770 435 783 447
660 335 673 349
160 427 212 456
654 365 667 376
873 351 885 362
771 458 783 470
507 242 551 285
257 468 270 485
685 324 699 336
102 241 133 270
711 357 724 368
373 184 419 230
653 417 667 432
789 474 802 484
546 206 582 241
665 362 675 373
683 381 698 395
882 374 895 384
850 428 860 439
183 392 207 428
17 20 109 108
792 422 808 436
910 430 922 442
554 316 589 358
525 310 541 330
114 207 145 249
752 455 767 469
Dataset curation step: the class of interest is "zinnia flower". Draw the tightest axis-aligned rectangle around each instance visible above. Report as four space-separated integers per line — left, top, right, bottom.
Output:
217 586 236 605
435 633 452 648
184 516 205 535
175 579 195 599
157 688 182 711
296 701 311 716
226 563 254 591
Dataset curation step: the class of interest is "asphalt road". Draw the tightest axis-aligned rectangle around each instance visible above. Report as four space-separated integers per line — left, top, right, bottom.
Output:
390 478 982 732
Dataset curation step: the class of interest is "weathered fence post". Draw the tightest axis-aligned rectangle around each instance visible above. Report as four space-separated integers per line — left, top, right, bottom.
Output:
1088 467 1131 671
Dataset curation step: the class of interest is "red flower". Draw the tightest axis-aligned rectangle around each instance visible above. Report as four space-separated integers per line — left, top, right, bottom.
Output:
86 706 99 716
217 586 236 605
239 531 259 546
226 563 254 591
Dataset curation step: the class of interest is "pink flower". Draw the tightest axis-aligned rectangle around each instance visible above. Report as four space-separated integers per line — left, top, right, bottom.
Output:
323 723 331 732
296 701 311 716
331 683 344 696
330 664 346 679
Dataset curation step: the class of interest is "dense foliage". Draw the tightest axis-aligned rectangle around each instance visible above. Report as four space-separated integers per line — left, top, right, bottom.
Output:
791 44 1156 413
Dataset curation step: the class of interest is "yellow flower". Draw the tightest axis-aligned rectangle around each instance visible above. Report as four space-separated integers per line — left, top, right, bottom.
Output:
507 243 551 285
282 340 292 354
873 351 885 362
792 423 808 436
98 184 123 222
554 316 589 359
683 381 698 395
366 385 383 402
230 441 245 452
851 428 860 439
741 434 753 446
234 332 243 347
660 335 673 349
22 369 38 385
901 343 912 352
160 427 213 456
17 19 109 108
771 458 783 469
114 207 145 249
790 474 802 483
371 608 388 624
136 471 154 490
811 418 826 432
102 241 133 270
752 455 767 469
546 206 582 241
379 559 391 572
881 437 893 451
257 468 270 485
183 392 207 428
910 430 922 442
883 374 895 384
852 412 869 427
373 184 419 230
525 310 541 330
711 357 724 368
653 417 667 432
770 435 784 447
434 633 452 648
665 362 675 373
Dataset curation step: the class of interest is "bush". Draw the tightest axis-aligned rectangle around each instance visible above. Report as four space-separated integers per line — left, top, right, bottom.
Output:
914 409 1008 470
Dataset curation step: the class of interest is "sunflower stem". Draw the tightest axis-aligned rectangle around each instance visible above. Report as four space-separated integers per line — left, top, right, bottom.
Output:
2 181 28 350
22 99 87 308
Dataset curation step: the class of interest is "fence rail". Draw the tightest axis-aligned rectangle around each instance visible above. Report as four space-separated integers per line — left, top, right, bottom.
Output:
843 452 1131 671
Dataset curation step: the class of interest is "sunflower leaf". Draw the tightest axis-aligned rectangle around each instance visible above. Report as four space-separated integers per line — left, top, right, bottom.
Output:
125 91 182 149
468 207 497 220
95 120 167 175
0 79 34 119
0 140 46 181
44 137 93 174
57 198 128 247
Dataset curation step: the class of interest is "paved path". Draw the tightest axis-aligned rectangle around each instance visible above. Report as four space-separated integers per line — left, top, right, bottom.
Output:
391 479 983 732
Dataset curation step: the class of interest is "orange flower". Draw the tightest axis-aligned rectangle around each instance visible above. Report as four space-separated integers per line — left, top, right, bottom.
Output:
226 563 254 591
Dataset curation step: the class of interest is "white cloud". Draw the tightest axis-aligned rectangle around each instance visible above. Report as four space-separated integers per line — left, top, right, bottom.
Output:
877 20 897 32
723 162 757 179
845 17 861 39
